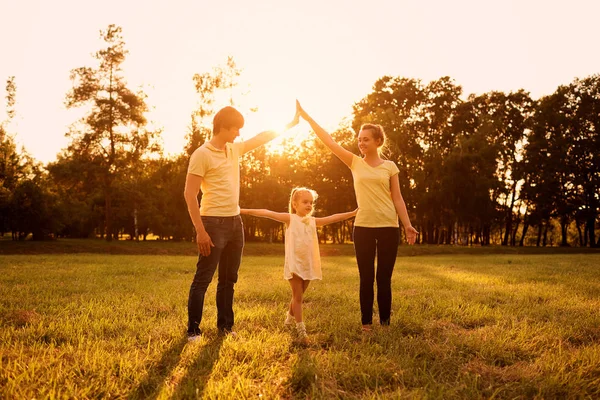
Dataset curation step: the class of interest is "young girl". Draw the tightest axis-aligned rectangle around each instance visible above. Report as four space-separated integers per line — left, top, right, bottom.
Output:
241 187 357 342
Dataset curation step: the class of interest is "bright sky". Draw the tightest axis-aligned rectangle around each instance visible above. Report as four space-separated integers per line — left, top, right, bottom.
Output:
1 0 599 163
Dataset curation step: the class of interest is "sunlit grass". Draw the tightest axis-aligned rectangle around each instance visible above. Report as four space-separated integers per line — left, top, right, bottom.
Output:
1 253 600 398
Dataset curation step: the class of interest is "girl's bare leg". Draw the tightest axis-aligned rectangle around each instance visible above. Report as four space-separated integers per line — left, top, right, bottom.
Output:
288 274 310 322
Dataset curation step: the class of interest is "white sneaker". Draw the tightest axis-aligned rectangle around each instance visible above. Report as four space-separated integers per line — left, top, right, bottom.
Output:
296 322 307 338
284 312 295 326
187 334 202 343
296 326 309 345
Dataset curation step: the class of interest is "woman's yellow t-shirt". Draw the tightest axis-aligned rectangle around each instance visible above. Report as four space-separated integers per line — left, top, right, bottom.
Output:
351 154 399 228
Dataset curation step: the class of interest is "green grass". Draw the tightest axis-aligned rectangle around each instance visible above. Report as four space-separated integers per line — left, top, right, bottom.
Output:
2 238 600 257
1 252 600 399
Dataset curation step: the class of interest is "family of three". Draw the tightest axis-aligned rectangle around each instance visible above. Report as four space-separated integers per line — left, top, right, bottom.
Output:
183 102 418 343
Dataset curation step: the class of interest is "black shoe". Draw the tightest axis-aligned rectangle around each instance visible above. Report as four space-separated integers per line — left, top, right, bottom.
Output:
218 328 238 338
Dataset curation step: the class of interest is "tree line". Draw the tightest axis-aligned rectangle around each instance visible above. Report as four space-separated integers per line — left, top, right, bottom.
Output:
1 25 598 246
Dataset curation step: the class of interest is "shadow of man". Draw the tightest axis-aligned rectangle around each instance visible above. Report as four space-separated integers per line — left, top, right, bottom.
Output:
171 333 226 398
129 335 188 399
128 333 225 399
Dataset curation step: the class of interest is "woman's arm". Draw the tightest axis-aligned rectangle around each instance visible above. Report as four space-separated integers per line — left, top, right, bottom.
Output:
296 100 354 168
240 208 291 224
390 176 418 244
315 208 358 227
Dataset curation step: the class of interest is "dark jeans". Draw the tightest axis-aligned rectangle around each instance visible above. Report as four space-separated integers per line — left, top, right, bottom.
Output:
188 215 244 335
353 226 400 325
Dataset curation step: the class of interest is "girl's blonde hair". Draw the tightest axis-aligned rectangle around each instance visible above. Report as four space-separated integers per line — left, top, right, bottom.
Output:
288 187 318 215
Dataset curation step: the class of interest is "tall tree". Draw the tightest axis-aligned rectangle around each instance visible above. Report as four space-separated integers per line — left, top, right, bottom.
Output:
565 76 600 247
418 77 463 244
61 25 160 241
1 77 22 195
525 87 576 246
461 90 533 245
185 56 245 153
1 76 35 237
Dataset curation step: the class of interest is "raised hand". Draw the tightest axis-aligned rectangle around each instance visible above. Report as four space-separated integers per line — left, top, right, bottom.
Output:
296 99 308 120
284 104 301 130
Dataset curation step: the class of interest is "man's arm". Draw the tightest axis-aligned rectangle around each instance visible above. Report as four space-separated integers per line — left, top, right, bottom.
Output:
240 208 290 224
315 209 358 227
242 111 300 154
184 173 214 256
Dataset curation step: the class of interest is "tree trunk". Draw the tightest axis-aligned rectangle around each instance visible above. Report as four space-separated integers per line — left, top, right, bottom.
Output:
587 217 596 248
560 216 570 247
511 216 520 246
427 221 434 244
133 207 139 242
105 187 113 242
481 224 489 246
576 221 584 246
519 222 529 246
502 182 517 246
542 223 549 247
536 223 543 247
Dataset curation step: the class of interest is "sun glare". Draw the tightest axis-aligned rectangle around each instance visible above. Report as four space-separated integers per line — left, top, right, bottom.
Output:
264 125 312 154
238 100 314 154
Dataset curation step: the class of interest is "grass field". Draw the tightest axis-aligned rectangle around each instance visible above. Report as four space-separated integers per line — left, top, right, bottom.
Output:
1 245 600 398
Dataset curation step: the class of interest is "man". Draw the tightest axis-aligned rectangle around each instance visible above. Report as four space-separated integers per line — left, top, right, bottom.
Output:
184 105 298 340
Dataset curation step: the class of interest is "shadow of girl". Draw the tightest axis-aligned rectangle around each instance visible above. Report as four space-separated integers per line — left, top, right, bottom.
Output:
289 348 319 396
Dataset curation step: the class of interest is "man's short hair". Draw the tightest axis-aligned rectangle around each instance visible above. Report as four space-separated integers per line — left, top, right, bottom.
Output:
213 106 245 135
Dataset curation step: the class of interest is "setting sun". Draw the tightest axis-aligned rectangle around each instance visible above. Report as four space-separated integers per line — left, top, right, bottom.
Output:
4 1 599 163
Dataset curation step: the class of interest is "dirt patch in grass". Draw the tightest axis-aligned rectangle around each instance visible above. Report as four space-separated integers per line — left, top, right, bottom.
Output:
462 358 539 383
2 309 40 327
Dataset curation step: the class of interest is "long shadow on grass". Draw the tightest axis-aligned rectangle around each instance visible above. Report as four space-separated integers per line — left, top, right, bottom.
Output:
129 336 188 399
289 347 319 397
171 334 225 399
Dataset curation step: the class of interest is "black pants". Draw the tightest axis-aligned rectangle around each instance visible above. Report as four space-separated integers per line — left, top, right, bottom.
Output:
353 226 400 325
188 215 244 335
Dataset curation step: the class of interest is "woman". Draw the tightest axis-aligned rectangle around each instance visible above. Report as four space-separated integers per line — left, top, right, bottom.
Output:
296 100 418 331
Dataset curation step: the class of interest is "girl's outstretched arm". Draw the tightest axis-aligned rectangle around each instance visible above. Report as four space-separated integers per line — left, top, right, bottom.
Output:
296 100 354 168
240 208 291 224
315 208 358 227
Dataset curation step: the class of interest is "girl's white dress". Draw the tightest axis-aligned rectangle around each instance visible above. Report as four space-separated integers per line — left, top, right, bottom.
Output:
284 214 322 280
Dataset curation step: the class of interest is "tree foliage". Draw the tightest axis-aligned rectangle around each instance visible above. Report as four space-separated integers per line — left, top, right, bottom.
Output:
50 25 161 241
